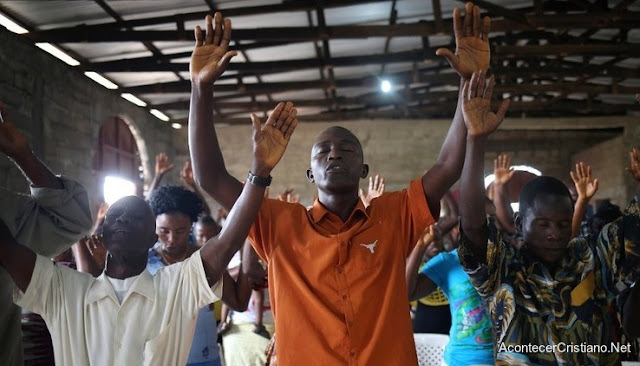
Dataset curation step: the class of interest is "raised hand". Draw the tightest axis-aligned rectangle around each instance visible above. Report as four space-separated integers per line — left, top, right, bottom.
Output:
251 102 299 175
626 148 640 181
359 174 385 207
417 225 441 259
0 102 30 159
96 202 109 223
181 160 196 188
436 2 491 79
191 12 238 84
277 188 301 203
570 162 599 200
462 71 510 137
155 153 174 176
494 154 515 185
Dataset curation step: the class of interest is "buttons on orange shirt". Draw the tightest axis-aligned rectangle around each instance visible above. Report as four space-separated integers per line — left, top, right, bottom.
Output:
342 294 347 300
349 350 356 357
336 266 343 273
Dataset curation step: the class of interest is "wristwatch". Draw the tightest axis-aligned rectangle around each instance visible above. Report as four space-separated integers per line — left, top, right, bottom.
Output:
247 171 272 187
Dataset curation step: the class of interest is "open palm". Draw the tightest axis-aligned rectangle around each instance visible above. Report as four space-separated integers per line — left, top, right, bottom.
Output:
190 13 237 84
436 3 491 79
626 148 640 181
570 162 598 199
252 102 299 171
450 37 490 78
462 72 509 137
494 154 515 185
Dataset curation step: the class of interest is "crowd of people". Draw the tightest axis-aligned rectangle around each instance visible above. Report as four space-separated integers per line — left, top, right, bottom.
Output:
0 2 639 365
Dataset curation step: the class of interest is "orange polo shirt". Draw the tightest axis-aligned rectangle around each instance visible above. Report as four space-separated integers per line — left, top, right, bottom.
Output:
248 178 435 365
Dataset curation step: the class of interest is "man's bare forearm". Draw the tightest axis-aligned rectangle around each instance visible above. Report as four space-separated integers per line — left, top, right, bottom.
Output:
11 150 62 189
188 83 242 211
460 136 489 259
422 79 467 216
493 182 516 234
200 181 266 286
406 243 428 300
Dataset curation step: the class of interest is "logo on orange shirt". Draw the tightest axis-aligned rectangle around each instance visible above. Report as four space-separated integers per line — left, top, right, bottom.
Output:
360 240 379 254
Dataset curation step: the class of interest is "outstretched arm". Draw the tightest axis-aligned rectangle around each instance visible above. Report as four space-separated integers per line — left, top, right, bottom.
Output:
459 72 510 259
0 102 62 189
181 160 212 216
199 93 299 286
406 225 440 301
628 148 640 200
189 13 242 211
147 153 174 197
220 241 265 311
492 154 517 234
0 102 93 257
570 162 598 237
422 3 491 216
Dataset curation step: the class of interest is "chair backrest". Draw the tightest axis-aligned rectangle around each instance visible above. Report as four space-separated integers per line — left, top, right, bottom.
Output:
621 362 640 366
414 333 449 366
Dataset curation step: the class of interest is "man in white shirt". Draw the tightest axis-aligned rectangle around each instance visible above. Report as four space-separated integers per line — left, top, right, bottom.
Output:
0 102 93 365
0 95 298 365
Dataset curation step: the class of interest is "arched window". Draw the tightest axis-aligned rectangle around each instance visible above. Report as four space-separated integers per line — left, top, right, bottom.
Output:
485 165 542 212
93 117 144 204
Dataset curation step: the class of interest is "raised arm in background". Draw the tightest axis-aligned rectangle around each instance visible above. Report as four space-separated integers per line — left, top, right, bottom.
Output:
492 154 517 234
72 203 109 276
180 160 212 217
422 3 491 216
406 225 442 301
459 72 510 260
569 162 599 238
147 153 174 198
359 174 385 208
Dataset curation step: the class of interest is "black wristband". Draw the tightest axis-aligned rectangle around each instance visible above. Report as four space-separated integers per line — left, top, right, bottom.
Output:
247 171 272 187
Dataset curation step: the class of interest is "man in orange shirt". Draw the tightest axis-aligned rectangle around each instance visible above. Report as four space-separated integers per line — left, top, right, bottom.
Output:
189 3 491 364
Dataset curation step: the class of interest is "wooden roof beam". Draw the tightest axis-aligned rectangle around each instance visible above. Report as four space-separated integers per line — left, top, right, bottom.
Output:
24 12 640 43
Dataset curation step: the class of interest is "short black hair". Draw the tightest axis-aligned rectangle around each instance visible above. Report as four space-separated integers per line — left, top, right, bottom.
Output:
519 176 572 216
147 185 205 223
196 215 219 228
588 201 622 235
317 126 364 159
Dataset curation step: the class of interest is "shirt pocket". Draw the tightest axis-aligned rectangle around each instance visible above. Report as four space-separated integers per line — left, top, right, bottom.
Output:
351 238 385 271
143 321 177 366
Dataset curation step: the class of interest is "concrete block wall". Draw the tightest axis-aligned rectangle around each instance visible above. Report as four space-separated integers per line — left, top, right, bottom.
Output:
214 117 637 212
2 27 639 217
0 28 187 213
572 136 626 207
213 118 457 208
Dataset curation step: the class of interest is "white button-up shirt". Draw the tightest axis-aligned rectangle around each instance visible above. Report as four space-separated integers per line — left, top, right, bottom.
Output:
15 250 222 366
1 176 92 366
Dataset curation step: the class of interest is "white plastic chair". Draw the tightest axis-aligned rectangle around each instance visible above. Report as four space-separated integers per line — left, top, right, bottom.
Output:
414 333 449 366
622 362 640 366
